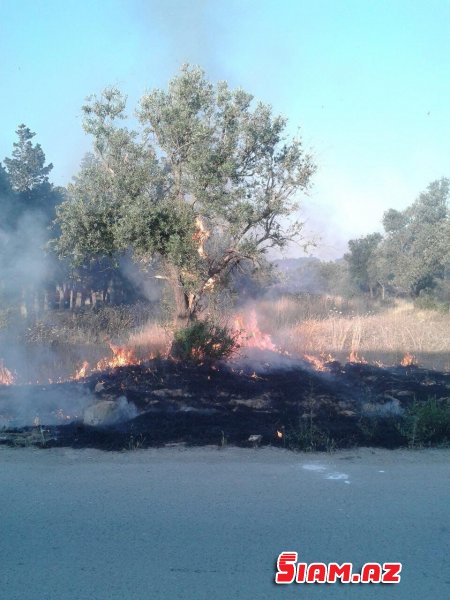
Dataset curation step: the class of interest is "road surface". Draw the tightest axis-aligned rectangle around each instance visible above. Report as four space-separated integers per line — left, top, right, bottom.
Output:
0 446 448 599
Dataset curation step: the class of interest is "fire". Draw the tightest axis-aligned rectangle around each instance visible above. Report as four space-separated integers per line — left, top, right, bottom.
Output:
193 216 210 258
303 354 328 372
96 343 140 370
348 350 368 364
0 360 15 385
233 310 277 351
72 343 143 380
73 360 89 380
400 352 416 367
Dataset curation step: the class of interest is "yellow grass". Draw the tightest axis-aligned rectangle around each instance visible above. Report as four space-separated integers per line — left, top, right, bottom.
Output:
126 322 172 357
256 295 450 369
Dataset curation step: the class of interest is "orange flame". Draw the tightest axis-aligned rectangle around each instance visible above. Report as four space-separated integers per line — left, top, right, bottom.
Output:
303 354 328 372
96 342 140 371
400 352 416 367
73 360 90 380
233 310 277 352
0 360 15 385
348 350 368 364
72 343 144 380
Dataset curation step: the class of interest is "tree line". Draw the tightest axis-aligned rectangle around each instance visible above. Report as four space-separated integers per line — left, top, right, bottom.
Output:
344 179 450 306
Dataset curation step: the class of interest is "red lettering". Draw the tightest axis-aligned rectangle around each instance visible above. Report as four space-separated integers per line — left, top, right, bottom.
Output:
382 563 402 583
327 562 352 583
275 552 297 584
361 563 382 583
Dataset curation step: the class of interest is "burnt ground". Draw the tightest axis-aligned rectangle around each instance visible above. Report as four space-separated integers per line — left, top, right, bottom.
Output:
1 350 449 451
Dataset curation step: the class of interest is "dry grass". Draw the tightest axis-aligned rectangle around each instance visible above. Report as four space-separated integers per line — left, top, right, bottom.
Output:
20 303 158 346
257 294 372 329
3 295 450 376
257 295 450 369
0 303 171 382
126 322 172 358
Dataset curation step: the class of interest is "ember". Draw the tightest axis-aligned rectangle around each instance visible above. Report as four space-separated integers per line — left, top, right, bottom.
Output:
400 352 417 367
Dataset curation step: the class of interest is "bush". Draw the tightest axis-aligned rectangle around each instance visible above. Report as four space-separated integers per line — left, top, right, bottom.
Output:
171 320 239 363
414 293 448 313
401 398 450 447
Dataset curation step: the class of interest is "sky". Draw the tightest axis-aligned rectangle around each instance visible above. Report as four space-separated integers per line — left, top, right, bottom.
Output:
1 0 449 258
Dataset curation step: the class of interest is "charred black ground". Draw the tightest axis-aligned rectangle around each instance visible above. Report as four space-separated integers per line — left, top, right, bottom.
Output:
1 351 449 451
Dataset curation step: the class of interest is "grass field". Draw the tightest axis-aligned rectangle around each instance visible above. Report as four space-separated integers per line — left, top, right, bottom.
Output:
1 294 450 382
256 295 450 370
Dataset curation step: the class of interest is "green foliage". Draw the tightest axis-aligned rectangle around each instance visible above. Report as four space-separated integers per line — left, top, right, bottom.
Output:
119 199 198 272
347 178 450 301
414 291 449 312
319 259 355 297
401 399 450 447
285 420 336 452
171 319 239 362
376 179 450 297
4 124 53 193
0 163 17 226
345 233 382 294
54 65 315 319
2 125 63 227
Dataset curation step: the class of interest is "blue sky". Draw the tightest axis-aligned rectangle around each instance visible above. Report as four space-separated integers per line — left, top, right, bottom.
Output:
1 0 449 258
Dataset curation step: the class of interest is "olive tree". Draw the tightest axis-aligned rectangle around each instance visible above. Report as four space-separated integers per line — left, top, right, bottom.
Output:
378 179 449 297
54 66 315 321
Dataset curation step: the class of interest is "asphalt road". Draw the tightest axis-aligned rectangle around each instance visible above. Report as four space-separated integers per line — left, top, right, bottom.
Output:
0 446 448 599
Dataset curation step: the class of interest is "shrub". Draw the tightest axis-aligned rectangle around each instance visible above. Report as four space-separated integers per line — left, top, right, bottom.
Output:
401 398 450 447
171 320 239 363
285 421 336 452
414 293 448 313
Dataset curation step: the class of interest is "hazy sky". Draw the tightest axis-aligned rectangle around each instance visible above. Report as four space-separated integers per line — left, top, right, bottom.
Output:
1 0 449 258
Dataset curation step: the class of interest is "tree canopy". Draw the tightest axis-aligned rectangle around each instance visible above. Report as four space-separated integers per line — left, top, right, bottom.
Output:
4 124 53 193
377 178 449 297
344 178 450 301
54 65 316 320
2 124 62 226
345 233 382 296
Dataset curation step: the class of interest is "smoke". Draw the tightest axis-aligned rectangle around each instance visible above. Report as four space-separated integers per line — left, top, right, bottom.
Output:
118 255 164 304
131 0 226 77
0 181 69 396
0 384 94 429
0 384 139 429
0 211 50 296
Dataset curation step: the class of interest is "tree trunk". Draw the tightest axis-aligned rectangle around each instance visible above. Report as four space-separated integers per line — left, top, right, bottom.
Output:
169 267 199 327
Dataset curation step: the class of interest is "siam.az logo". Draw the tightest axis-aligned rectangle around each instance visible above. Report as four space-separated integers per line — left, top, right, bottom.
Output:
275 552 402 585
